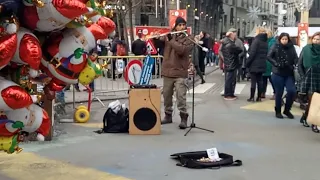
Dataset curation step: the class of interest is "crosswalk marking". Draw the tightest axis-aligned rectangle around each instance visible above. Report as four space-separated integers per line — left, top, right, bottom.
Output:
234 84 246 94
220 83 246 95
187 81 278 96
189 83 215 93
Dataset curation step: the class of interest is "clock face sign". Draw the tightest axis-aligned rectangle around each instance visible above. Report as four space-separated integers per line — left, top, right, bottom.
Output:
124 60 143 85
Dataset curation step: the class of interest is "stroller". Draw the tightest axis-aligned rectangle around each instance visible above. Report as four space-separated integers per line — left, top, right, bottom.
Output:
297 64 320 133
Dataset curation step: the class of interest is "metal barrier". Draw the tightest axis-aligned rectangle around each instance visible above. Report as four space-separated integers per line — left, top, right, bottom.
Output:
90 55 164 106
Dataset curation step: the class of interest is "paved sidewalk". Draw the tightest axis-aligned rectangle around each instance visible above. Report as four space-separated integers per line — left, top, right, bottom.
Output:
64 66 218 104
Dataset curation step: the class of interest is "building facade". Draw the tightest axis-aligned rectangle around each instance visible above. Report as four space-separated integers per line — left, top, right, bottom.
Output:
125 0 223 38
276 0 320 27
221 0 278 38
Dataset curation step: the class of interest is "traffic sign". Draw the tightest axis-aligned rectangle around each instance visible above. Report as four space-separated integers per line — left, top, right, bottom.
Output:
139 55 155 85
124 60 143 85
146 39 158 55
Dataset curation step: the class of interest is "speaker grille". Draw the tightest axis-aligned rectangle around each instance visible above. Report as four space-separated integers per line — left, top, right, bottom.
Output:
133 107 157 131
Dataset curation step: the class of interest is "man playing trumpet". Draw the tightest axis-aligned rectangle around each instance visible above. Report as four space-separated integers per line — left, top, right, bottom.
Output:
154 16 193 129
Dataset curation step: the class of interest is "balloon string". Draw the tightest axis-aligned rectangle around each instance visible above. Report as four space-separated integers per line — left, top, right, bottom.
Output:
0 119 15 124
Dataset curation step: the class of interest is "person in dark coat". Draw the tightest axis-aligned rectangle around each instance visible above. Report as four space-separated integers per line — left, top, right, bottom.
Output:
246 33 268 102
131 33 147 55
194 35 205 84
297 32 320 131
267 33 298 119
198 31 209 75
221 28 243 100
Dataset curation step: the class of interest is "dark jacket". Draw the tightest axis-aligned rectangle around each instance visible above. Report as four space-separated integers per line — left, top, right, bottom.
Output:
263 37 276 76
207 36 213 49
131 39 147 55
221 38 243 71
161 33 194 78
246 33 268 73
267 42 298 77
198 36 209 60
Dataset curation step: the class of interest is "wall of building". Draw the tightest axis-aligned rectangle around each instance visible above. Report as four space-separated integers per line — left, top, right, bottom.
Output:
220 0 278 38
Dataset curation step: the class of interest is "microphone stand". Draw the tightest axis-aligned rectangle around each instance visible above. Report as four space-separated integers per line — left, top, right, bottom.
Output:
184 59 215 136
184 0 214 136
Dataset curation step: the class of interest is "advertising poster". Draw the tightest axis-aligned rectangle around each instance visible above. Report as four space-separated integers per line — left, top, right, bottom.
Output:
298 23 309 48
168 9 187 29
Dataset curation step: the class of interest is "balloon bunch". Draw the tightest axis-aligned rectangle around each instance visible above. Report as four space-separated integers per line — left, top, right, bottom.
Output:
0 0 116 153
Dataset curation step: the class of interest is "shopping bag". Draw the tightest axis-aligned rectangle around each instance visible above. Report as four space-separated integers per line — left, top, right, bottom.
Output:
307 92 320 126
116 59 124 74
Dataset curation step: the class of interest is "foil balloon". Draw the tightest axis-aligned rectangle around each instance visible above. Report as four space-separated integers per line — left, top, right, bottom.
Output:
0 34 17 69
90 14 116 36
11 27 42 78
0 77 39 111
5 104 51 141
0 134 23 154
78 59 101 85
22 0 90 32
40 19 113 92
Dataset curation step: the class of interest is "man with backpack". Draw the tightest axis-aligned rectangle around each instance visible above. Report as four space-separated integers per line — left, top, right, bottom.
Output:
111 36 128 80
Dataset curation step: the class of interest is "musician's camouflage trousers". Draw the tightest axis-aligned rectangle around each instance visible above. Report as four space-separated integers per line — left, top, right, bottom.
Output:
162 77 188 114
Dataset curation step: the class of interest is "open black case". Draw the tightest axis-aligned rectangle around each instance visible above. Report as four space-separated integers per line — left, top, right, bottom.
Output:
170 151 242 169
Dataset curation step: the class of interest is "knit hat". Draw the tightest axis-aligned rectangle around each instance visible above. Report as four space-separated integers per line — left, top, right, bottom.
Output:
173 16 186 30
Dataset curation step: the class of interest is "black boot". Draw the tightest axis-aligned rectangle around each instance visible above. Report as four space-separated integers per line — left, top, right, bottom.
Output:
283 106 294 119
312 125 320 133
247 88 255 102
275 107 283 119
161 113 173 124
300 113 310 127
256 88 262 102
179 112 188 129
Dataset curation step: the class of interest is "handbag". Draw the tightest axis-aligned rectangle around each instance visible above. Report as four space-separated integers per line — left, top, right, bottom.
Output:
307 92 320 126
170 151 242 169
294 65 300 81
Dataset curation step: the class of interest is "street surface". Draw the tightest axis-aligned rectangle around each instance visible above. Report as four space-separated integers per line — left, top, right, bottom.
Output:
1 69 319 180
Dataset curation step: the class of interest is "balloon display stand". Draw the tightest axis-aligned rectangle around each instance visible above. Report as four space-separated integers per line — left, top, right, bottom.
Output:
32 84 54 141
42 96 54 141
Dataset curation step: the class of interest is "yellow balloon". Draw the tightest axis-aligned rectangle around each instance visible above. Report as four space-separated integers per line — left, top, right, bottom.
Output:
0 135 22 154
79 65 96 85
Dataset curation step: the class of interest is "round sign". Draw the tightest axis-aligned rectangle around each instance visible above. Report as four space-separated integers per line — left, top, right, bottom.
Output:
174 11 179 16
124 60 143 85
142 29 148 35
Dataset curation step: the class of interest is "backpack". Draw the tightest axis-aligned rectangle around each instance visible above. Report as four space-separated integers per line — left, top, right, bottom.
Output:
170 151 242 169
102 107 129 133
116 44 126 56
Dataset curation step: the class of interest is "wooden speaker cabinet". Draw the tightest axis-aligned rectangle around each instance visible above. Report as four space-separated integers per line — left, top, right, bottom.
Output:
129 88 161 135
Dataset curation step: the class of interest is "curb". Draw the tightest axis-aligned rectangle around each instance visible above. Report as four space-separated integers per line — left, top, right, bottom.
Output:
65 67 220 105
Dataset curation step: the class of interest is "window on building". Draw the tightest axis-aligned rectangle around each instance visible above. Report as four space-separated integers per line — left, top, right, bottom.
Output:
264 1 266 12
310 0 320 17
224 15 227 28
275 4 278 14
232 0 236 5
230 8 234 24
251 0 254 6
267 3 269 11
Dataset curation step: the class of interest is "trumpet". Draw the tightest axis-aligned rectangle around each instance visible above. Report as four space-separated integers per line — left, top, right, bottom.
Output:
147 30 188 39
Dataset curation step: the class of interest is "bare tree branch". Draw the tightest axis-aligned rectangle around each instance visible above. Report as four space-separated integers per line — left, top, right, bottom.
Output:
121 0 142 15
